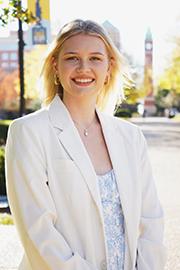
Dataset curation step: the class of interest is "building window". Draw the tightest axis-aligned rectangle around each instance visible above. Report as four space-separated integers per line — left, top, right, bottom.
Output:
10 52 18 60
1 62 9 68
1 52 9 60
10 62 18 68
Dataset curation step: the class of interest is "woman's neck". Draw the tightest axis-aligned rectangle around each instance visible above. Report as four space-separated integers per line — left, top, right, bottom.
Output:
62 95 98 127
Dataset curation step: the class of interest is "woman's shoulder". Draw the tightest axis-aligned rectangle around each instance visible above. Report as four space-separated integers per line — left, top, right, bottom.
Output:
9 108 48 137
10 107 48 130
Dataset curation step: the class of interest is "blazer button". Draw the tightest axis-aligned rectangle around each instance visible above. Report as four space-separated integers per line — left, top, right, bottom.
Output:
100 259 107 270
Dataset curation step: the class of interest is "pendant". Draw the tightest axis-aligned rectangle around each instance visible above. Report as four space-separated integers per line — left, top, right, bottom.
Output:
84 129 88 136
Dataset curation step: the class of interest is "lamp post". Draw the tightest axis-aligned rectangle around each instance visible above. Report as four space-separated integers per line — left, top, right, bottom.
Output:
18 14 25 117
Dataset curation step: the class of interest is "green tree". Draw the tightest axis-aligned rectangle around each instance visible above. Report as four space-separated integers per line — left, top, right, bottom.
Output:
155 89 180 111
122 52 144 104
123 73 139 104
158 36 180 95
156 25 180 113
0 0 36 26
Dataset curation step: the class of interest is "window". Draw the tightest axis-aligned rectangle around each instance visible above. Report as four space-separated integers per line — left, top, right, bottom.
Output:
1 52 9 60
10 62 18 68
1 62 9 68
10 52 18 60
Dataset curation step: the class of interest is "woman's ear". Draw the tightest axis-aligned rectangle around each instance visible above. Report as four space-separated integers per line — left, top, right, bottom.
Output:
104 57 114 85
52 56 58 72
107 57 113 74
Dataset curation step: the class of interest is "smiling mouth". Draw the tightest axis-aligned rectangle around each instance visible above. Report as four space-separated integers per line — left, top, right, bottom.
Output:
72 78 95 86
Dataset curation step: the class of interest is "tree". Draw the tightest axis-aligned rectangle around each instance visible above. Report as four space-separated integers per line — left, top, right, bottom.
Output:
122 73 139 104
121 52 145 105
0 45 48 112
23 45 47 110
155 89 180 112
158 35 180 95
0 0 36 26
156 24 180 113
114 53 145 117
0 0 37 116
0 69 19 110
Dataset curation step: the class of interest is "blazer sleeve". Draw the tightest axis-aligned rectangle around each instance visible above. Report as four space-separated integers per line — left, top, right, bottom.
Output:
136 129 167 270
5 120 98 270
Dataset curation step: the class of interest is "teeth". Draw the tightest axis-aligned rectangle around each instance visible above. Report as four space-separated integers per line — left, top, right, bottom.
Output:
74 78 93 83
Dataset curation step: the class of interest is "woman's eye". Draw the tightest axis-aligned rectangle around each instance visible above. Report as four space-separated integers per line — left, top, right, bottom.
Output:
90 57 102 61
66 56 79 61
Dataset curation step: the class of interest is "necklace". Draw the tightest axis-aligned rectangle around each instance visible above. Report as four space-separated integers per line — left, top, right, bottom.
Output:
73 118 96 137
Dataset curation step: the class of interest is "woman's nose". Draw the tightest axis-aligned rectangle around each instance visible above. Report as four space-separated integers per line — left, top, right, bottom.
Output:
76 59 91 72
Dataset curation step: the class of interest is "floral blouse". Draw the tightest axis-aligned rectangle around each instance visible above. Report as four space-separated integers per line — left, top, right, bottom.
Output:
97 169 125 270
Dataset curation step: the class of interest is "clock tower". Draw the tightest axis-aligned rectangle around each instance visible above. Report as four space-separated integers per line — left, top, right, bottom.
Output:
143 28 156 116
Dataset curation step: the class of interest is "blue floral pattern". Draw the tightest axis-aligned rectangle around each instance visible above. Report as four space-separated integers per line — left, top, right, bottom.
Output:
97 170 125 270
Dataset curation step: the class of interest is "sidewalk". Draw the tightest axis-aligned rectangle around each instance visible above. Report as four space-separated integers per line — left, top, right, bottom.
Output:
0 225 22 270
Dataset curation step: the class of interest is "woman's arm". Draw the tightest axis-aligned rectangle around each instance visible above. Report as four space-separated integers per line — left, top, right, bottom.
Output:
136 130 167 270
5 119 97 270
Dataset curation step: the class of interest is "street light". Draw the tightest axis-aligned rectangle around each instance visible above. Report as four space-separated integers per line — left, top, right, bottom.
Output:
18 12 25 117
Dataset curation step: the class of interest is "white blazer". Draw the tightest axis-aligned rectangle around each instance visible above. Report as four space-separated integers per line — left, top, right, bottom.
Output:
5 95 166 270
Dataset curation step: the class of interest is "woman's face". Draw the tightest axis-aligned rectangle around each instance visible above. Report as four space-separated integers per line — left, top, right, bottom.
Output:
54 33 111 101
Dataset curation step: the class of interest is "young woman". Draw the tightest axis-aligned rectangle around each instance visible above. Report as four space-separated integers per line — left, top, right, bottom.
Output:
5 19 166 270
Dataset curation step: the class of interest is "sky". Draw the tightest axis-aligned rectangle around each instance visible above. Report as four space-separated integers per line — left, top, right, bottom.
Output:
50 0 180 78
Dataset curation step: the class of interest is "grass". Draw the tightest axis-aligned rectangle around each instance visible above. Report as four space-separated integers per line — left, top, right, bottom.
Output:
0 120 13 125
0 213 14 225
173 114 180 122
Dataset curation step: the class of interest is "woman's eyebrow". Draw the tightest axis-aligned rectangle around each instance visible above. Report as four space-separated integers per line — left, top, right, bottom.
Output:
63 52 78 55
63 51 105 56
90 52 105 55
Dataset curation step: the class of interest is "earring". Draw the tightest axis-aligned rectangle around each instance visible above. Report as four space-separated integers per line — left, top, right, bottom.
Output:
54 73 60 85
105 75 110 85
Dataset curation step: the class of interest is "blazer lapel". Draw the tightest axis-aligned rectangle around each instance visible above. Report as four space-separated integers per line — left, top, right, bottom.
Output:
47 95 104 220
97 111 140 268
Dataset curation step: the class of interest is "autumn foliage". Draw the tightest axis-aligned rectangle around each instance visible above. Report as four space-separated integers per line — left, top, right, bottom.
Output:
0 45 47 112
0 69 19 111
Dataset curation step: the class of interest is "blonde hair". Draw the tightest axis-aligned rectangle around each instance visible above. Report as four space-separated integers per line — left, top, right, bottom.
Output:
41 19 125 110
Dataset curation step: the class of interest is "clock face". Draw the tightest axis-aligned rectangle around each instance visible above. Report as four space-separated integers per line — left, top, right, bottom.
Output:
146 42 152 50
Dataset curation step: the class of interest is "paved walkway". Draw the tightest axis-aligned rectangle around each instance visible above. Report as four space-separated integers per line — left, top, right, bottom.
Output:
0 117 180 269
0 225 22 270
